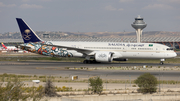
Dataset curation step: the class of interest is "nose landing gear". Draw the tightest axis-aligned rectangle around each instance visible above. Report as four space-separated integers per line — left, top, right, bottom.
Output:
160 59 165 65
160 61 164 65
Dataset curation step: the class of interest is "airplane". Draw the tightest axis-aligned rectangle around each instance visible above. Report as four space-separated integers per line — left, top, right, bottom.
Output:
1 42 7 49
1 42 20 51
15 18 177 65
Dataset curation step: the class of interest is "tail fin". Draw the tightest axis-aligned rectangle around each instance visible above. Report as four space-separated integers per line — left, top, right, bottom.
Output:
1 42 7 49
16 18 42 43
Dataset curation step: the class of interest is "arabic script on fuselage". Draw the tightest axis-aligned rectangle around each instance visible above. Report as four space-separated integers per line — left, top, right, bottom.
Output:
108 43 144 47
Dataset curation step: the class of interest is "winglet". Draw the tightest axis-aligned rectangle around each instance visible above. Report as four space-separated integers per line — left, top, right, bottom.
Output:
16 18 42 43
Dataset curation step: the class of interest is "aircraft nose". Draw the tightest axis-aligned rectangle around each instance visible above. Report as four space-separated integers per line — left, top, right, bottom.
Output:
166 52 177 58
174 52 177 57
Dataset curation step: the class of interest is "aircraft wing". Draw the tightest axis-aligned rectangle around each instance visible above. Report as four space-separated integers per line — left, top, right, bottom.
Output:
43 44 94 55
16 43 95 55
15 44 31 50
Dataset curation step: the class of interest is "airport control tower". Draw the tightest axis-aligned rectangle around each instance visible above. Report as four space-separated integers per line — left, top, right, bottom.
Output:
131 15 147 43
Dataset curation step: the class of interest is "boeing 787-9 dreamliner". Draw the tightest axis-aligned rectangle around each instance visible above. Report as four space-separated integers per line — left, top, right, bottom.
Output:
16 18 177 64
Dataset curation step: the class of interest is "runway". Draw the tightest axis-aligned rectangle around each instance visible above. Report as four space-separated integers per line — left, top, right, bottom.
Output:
0 61 180 80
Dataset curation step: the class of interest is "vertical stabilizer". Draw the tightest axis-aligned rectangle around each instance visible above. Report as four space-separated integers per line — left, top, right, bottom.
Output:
1 43 7 49
16 18 42 43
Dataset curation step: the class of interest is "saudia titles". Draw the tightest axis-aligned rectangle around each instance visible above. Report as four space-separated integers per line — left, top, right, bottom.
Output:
108 43 145 47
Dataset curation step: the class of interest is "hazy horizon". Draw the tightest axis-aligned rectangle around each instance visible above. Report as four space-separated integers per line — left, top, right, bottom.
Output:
0 0 180 33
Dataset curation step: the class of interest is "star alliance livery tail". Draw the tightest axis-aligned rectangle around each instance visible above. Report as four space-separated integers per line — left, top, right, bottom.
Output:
16 18 42 43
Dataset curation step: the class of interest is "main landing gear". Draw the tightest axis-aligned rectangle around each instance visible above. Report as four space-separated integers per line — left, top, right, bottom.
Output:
160 61 164 65
83 60 99 64
160 59 165 65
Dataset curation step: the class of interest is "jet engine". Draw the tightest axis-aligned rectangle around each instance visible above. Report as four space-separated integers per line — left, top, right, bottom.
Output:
95 51 113 62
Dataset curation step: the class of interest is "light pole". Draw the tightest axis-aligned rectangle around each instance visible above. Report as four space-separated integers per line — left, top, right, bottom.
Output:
159 70 161 93
106 74 108 91
162 72 164 89
88 75 90 94
32 80 40 98
7 82 22 100
129 75 131 87
125 73 127 91
123 30 125 42
68 74 71 92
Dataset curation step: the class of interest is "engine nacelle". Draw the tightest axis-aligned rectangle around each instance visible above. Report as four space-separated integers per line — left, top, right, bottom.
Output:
95 51 113 62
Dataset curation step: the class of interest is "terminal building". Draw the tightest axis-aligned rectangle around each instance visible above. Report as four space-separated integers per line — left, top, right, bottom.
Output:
1 37 180 49
1 16 180 49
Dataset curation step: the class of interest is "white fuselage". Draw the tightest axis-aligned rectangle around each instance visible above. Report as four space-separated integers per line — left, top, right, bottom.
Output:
50 41 177 59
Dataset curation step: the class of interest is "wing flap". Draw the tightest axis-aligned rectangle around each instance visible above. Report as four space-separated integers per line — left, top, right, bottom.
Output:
42 44 94 55
15 45 31 50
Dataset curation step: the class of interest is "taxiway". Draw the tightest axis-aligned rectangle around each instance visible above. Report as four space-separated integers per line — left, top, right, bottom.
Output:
0 61 180 80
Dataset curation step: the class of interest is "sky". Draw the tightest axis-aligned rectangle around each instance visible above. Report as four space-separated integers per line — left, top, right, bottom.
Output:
0 0 180 33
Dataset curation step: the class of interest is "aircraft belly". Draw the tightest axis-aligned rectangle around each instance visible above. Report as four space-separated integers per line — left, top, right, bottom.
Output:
121 52 165 59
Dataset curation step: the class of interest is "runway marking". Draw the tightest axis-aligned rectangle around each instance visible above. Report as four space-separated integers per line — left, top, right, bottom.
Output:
35 67 65 70
0 63 29 65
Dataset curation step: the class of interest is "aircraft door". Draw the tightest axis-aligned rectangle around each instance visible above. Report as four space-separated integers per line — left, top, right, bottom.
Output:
156 47 160 53
123 47 126 52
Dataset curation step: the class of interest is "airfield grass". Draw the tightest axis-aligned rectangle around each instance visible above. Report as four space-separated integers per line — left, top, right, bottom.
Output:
0 55 180 85
0 73 180 85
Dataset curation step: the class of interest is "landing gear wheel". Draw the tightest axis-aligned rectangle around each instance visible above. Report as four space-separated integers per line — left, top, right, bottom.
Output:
87 60 91 64
83 60 87 64
83 60 91 64
83 60 101 64
92 60 97 63
160 61 164 65
83 60 98 64
160 59 165 65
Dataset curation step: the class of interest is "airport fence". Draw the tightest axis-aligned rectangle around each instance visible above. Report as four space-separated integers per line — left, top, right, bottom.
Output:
0 73 180 101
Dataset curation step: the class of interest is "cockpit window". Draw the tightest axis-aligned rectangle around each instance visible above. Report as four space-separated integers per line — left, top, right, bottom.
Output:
166 48 173 50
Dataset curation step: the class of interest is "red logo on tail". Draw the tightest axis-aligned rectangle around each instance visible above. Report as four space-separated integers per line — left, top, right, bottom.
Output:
1 43 7 49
